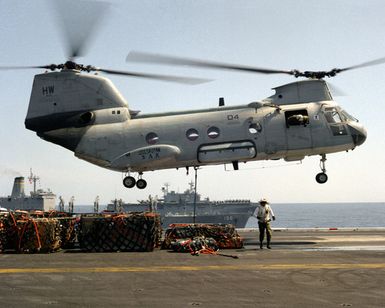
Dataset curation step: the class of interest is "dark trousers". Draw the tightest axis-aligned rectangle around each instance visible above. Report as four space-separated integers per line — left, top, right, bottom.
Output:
258 221 272 244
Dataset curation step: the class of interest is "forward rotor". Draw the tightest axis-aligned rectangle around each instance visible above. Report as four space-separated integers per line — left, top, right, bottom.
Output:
127 51 385 80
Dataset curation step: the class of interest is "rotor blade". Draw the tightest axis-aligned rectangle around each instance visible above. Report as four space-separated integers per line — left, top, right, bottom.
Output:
126 51 294 76
53 0 110 60
97 68 212 85
339 56 385 72
0 65 56 70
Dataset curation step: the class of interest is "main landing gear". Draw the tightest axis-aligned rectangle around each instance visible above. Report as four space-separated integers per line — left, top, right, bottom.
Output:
315 154 328 184
123 172 147 189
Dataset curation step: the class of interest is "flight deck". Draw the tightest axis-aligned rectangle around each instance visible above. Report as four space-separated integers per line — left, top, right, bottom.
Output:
1 228 385 307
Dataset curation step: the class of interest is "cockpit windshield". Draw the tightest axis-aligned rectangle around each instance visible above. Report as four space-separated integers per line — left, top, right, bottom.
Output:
340 109 358 122
324 107 358 123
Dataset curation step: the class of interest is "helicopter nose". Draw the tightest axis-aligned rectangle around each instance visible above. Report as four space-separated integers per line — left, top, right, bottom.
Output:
348 122 367 146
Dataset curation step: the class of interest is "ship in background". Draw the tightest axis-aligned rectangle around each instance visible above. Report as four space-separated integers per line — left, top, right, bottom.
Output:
0 170 56 211
107 182 258 228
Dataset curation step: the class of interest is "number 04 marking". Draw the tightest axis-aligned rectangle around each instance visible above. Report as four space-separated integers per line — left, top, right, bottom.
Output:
227 114 239 120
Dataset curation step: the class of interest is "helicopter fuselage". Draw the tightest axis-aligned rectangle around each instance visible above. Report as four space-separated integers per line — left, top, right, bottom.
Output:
25 70 367 184
73 100 364 172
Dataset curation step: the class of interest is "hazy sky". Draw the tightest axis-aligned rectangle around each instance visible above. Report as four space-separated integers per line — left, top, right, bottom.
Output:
1 0 385 205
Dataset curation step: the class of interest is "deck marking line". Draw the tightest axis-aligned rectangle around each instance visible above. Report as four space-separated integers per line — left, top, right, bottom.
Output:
1 263 385 274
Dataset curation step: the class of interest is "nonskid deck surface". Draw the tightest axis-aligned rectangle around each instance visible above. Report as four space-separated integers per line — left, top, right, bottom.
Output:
1 228 385 307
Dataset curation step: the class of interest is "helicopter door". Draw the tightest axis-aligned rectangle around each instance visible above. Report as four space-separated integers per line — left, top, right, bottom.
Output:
284 109 312 151
263 111 287 157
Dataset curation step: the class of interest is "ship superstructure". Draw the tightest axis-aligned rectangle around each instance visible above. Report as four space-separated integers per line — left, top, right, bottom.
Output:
107 182 257 228
0 170 56 211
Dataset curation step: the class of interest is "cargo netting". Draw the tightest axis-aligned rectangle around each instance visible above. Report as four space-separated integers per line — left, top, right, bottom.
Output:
78 212 162 252
162 223 243 250
1 211 162 253
0 211 77 253
170 236 219 254
0 214 6 253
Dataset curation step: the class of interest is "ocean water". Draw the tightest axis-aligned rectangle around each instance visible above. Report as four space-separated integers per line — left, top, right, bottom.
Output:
245 202 385 228
72 203 385 228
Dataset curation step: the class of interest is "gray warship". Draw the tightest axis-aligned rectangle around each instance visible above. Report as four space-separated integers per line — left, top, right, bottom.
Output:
0 170 56 211
107 182 257 228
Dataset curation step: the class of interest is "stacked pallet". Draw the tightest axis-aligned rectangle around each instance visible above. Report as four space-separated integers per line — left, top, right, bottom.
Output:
1 213 62 253
78 212 161 252
0 211 78 253
17 218 62 253
162 223 244 250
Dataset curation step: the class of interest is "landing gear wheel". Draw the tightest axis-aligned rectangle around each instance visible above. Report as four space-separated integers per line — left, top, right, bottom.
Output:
136 179 147 189
123 176 136 188
316 172 328 184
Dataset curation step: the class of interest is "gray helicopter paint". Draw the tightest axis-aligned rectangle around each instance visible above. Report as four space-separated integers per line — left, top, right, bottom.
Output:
25 70 366 174
74 101 357 172
25 70 129 133
265 79 333 105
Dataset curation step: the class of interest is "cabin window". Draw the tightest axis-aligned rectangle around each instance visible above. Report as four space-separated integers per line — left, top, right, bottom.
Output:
186 128 199 141
249 122 262 134
285 109 309 127
145 132 159 145
207 126 220 139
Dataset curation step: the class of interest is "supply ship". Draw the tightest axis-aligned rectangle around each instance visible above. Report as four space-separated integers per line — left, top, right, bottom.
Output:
0 170 56 211
107 182 257 228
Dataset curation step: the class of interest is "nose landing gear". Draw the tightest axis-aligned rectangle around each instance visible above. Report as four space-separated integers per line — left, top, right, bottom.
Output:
315 154 328 184
123 172 147 189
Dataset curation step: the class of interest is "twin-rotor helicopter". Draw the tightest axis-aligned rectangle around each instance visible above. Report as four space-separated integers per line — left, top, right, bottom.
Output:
1 0 380 190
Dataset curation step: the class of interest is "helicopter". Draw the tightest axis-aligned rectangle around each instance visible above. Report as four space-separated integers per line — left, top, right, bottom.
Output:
0 0 377 190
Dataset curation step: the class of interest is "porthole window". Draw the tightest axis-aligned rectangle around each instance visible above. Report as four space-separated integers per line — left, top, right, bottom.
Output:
186 128 199 141
146 132 159 145
249 123 262 134
207 126 220 139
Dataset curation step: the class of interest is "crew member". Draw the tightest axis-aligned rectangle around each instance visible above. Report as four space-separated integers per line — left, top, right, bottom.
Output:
253 198 275 249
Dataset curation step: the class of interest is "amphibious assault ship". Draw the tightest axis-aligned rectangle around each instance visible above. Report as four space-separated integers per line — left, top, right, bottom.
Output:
107 182 257 228
0 170 56 211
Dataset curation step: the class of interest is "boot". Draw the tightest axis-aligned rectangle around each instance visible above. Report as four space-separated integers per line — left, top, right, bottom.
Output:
267 242 271 249
260 242 263 249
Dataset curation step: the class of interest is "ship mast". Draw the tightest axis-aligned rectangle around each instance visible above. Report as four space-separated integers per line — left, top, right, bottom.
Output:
28 168 40 195
162 183 170 198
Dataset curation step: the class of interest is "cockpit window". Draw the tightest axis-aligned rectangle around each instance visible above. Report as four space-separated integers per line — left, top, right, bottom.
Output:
324 108 343 123
340 110 358 122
